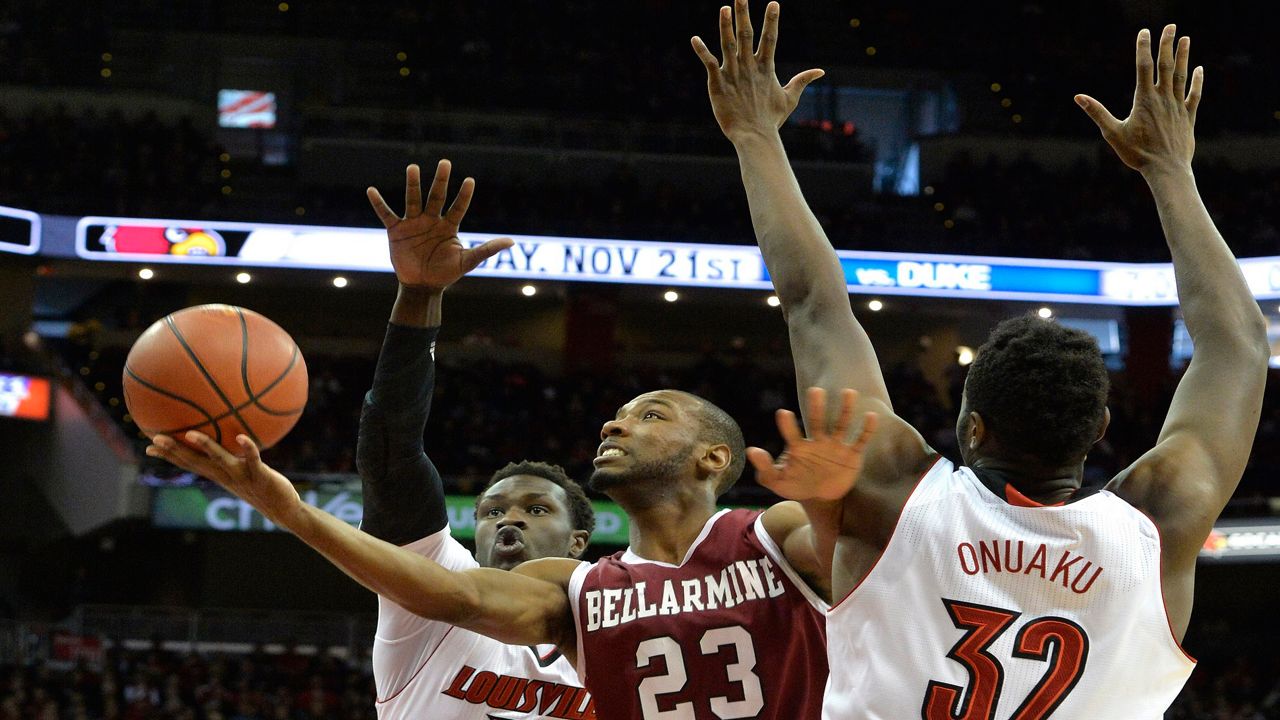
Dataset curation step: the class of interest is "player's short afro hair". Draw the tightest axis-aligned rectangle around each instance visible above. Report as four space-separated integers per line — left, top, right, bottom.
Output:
482 460 596 536
964 314 1109 467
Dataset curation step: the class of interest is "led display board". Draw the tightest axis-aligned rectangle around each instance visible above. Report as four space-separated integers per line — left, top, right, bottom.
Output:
0 373 51 421
0 205 40 255
49 213 1280 306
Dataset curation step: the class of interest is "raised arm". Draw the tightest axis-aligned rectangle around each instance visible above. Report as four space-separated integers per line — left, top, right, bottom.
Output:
1078 26 1269 636
147 431 576 648
358 162 512 544
693 1 935 587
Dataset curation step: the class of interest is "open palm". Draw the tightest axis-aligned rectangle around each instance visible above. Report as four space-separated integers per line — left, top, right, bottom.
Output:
748 388 879 502
367 161 513 290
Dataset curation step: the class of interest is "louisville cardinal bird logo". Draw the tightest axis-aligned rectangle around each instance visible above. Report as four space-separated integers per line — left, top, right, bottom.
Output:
101 225 226 256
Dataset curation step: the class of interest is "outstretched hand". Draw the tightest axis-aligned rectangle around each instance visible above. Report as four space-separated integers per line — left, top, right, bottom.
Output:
691 0 824 142
147 432 303 528
367 161 514 290
747 387 879 502
1075 25 1201 177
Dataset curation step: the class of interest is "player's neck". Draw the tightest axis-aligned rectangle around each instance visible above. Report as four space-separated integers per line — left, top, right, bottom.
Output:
968 458 1084 506
622 498 720 565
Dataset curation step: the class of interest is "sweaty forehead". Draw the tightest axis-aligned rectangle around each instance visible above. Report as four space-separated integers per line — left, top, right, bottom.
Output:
478 475 567 506
618 390 699 417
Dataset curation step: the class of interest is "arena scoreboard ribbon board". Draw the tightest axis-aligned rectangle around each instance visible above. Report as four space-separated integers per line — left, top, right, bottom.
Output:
9 211 1274 305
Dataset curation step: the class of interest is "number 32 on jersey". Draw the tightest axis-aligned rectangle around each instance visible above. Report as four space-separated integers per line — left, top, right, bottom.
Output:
923 599 1090 720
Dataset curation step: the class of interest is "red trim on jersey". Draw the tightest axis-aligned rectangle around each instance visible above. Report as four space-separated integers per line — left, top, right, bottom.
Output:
374 625 458 704
829 455 946 612
1152 522 1198 664
1004 483 1066 508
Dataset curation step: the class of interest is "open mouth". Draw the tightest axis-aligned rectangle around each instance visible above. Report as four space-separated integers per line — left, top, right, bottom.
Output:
494 526 526 557
594 444 626 466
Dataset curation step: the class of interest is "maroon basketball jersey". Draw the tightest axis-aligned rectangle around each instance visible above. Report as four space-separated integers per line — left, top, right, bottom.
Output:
567 508 828 720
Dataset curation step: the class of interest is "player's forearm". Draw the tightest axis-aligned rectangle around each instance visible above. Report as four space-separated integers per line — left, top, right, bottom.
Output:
732 132 850 314
1146 168 1267 350
357 318 448 543
734 131 892 406
799 499 842 578
282 502 483 625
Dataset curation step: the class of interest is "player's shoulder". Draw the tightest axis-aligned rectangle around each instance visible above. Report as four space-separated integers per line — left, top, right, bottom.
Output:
400 526 480 570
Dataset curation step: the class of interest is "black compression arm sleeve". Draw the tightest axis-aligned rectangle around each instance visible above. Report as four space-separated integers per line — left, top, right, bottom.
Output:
356 323 449 545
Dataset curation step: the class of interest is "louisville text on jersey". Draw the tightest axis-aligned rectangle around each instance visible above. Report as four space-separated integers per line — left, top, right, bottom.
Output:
583 557 787 632
956 539 1104 594
442 665 595 719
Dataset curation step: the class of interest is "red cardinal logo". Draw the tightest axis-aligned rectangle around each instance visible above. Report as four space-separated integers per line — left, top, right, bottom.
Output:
102 226 225 256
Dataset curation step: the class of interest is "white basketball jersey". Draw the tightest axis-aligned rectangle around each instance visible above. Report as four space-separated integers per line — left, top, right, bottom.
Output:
824 458 1194 720
373 527 593 720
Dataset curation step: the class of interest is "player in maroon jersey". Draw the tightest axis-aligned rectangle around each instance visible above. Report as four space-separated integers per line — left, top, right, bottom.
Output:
147 382 878 719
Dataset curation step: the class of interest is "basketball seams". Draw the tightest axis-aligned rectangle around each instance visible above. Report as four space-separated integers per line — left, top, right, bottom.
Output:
236 306 304 415
164 314 264 447
124 366 223 443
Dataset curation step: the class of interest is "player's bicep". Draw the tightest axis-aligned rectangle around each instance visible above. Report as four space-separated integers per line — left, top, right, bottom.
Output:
1154 350 1265 493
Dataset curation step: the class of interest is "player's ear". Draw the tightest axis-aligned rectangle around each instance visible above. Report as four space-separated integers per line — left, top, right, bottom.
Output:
568 530 589 559
699 443 732 479
967 411 986 450
1095 407 1111 443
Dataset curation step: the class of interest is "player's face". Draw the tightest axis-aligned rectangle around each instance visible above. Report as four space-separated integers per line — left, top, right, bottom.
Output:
589 390 701 494
474 476 583 571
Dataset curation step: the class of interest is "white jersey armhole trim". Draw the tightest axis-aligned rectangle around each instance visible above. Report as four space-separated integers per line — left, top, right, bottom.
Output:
374 526 475 645
752 514 829 612
567 560 593 683
829 455 946 614
1148 512 1199 666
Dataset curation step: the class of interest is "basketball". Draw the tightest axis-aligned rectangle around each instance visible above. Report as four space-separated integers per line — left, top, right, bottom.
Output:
123 304 308 452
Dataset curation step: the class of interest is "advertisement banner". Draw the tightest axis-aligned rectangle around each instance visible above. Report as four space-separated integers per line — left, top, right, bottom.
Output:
152 487 632 545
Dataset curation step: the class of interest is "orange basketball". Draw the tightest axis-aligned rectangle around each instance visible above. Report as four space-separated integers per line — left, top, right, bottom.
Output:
123 304 308 452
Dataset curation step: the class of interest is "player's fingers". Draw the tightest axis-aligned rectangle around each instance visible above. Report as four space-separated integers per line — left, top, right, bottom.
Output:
404 164 423 218
149 434 214 475
365 187 399 229
775 408 804 446
1135 29 1154 91
445 177 475 225
1155 24 1176 92
1186 66 1203 124
460 237 515 274
1172 35 1189 98
850 411 880 454
186 431 237 465
691 37 724 91
756 2 780 69
424 159 451 216
782 69 825 107
235 434 263 465
746 446 779 480
803 387 828 439
1073 95 1121 138
718 6 737 73
831 388 858 440
734 0 753 64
